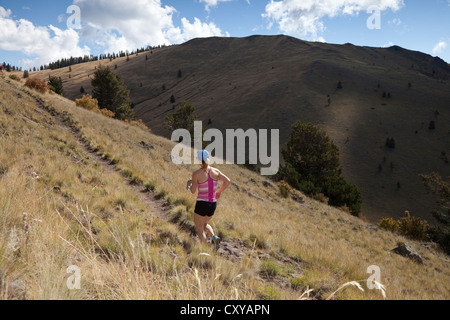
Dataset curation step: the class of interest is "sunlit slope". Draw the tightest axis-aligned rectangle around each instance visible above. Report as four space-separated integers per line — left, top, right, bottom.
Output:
1 75 449 300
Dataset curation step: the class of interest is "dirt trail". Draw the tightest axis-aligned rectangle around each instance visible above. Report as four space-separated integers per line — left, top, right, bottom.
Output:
4 83 311 296
24 89 250 263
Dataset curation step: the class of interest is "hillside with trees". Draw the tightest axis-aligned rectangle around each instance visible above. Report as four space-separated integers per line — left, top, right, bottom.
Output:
29 35 450 223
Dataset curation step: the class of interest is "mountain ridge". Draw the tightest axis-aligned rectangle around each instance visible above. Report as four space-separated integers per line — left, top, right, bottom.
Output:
29 34 450 223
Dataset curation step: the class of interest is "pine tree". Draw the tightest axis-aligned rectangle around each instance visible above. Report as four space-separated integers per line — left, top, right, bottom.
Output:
48 76 64 95
164 101 198 136
281 122 362 215
91 65 134 121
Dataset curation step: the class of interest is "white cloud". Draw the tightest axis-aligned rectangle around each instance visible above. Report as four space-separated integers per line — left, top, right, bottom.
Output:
433 41 447 55
199 0 233 11
0 1 229 69
73 0 227 53
263 0 405 41
0 6 11 18
171 17 228 43
0 6 90 69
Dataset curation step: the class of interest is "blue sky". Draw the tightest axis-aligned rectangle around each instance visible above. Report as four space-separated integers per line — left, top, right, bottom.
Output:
0 0 449 70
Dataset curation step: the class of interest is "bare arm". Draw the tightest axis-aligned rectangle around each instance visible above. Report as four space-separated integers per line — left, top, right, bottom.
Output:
189 172 198 194
216 170 231 199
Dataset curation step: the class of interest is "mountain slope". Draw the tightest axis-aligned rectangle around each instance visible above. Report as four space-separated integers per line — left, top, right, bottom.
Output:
31 35 450 223
1 74 450 300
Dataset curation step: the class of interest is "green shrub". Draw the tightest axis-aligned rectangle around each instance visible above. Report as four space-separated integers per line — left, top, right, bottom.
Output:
398 211 429 241
379 217 399 233
144 181 156 192
260 260 280 278
420 173 450 254
9 74 20 81
130 174 143 185
121 168 133 178
278 181 291 198
290 277 307 290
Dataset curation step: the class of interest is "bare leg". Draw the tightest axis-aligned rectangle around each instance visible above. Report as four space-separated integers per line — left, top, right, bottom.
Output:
194 214 208 242
204 216 214 238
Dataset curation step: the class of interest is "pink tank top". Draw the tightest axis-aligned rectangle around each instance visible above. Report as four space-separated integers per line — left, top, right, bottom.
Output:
197 168 218 203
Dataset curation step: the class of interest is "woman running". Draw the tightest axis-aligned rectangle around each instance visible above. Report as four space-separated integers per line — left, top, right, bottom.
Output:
188 150 231 246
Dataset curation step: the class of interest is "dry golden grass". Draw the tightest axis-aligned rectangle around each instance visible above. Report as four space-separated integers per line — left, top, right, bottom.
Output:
1 74 449 300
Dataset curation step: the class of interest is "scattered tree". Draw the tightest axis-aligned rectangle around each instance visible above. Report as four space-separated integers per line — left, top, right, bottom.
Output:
385 137 396 149
429 121 436 130
164 101 198 136
91 65 134 121
280 122 362 215
48 76 64 95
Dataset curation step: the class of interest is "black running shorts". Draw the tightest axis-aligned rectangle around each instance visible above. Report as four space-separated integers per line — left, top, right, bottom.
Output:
195 201 217 217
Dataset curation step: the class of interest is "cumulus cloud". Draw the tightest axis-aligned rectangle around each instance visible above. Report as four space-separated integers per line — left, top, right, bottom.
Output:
0 1 228 69
433 41 447 55
73 0 227 53
0 6 12 18
0 6 90 69
263 0 405 41
169 17 229 43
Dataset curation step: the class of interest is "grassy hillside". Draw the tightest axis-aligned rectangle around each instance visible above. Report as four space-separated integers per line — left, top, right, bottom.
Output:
1 74 449 300
29 35 450 224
